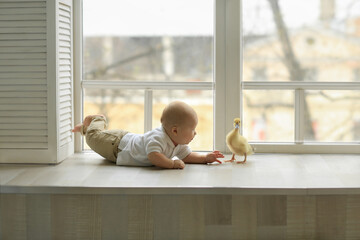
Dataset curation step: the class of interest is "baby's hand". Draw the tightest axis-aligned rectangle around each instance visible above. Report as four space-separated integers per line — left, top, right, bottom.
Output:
205 151 224 164
173 160 185 169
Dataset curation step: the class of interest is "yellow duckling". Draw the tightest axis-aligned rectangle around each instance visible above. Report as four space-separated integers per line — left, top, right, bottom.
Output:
225 118 254 164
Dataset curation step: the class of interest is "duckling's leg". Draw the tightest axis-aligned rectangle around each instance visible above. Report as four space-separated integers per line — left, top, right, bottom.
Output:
225 153 236 162
236 153 247 164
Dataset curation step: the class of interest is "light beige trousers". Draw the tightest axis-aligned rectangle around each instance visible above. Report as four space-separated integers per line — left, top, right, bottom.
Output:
83 116 128 163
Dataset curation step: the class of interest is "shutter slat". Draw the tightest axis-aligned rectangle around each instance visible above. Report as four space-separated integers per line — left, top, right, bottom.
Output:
0 2 46 8
59 28 71 36
0 47 46 53
59 40 70 48
0 98 46 104
0 72 46 78
0 104 46 111
0 27 46 34
59 95 71 104
59 10 70 18
60 125 71 134
0 34 46 41
59 3 71 12
0 129 47 136
0 85 47 91
0 14 46 21
0 8 46 14
0 21 46 27
0 59 46 65
60 119 71 128
60 112 71 121
60 65 71 72
0 91 47 98
59 15 70 24
0 117 47 124
0 40 46 47
0 53 46 60
59 52 70 58
0 142 48 149
59 35 71 42
59 71 71 78
0 111 47 117
0 66 46 72
60 82 71 90
60 88 71 96
60 137 71 147
0 136 47 143
0 79 46 85
59 106 71 115
58 22 70 30
59 59 71 65
59 77 71 83
59 46 71 53
0 123 47 130
59 102 71 109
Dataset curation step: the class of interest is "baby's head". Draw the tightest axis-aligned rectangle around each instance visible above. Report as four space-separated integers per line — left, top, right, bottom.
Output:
161 101 198 145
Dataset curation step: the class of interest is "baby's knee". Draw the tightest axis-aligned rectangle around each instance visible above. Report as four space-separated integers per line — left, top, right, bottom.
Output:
85 129 102 145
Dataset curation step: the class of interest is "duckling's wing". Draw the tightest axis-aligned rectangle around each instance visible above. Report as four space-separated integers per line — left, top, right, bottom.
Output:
226 134 247 155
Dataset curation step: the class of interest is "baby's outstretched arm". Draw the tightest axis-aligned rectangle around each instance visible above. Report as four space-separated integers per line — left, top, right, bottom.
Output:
183 151 224 164
148 152 185 169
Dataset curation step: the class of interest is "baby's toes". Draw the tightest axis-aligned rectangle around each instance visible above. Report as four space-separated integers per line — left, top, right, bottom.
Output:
72 124 82 132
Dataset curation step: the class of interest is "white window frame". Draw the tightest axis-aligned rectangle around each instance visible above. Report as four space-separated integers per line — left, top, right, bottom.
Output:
73 0 360 154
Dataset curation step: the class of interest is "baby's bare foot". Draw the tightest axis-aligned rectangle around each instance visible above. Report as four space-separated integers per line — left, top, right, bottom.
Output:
72 124 82 132
71 114 105 134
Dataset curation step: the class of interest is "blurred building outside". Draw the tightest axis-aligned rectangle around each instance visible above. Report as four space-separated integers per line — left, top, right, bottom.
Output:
243 24 360 142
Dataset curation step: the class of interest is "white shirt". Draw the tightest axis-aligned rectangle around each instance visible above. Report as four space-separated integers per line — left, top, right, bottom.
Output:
116 126 192 166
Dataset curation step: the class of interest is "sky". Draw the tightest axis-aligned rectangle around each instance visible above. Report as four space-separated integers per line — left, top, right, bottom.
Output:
83 0 213 36
83 0 360 36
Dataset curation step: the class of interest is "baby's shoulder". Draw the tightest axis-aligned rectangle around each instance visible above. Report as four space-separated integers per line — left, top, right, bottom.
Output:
144 127 165 140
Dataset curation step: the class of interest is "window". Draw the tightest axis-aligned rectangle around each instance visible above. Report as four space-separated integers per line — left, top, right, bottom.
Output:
76 0 360 154
252 67 267 81
82 0 214 151
304 68 318 82
354 68 360 81
242 0 360 152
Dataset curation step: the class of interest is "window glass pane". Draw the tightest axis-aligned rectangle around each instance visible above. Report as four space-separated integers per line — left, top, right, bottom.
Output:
304 90 360 142
84 89 144 149
152 90 213 151
243 90 294 142
83 0 214 82
243 0 360 82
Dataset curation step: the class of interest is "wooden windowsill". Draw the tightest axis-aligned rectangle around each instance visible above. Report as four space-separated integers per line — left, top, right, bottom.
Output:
1 152 360 195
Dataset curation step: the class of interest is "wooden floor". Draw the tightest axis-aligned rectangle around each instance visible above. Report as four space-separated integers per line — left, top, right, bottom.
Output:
1 153 360 194
1 153 360 240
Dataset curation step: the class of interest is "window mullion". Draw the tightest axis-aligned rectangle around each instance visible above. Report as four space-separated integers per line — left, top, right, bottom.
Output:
74 0 83 152
214 0 241 152
242 81 360 90
144 89 153 133
214 0 226 152
81 80 213 90
295 89 304 143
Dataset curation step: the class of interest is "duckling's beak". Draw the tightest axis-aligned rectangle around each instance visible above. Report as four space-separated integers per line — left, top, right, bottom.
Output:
235 123 240 129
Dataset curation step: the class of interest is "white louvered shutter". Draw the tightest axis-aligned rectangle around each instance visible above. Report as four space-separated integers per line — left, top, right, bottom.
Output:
57 0 73 161
0 0 74 163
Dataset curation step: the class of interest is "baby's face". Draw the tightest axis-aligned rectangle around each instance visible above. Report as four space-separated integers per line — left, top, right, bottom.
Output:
175 118 198 145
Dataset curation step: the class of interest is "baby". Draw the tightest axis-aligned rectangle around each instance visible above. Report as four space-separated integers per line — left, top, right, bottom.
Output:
72 101 224 169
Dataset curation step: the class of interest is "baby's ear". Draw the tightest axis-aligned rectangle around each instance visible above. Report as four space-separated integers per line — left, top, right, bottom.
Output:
171 126 178 135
